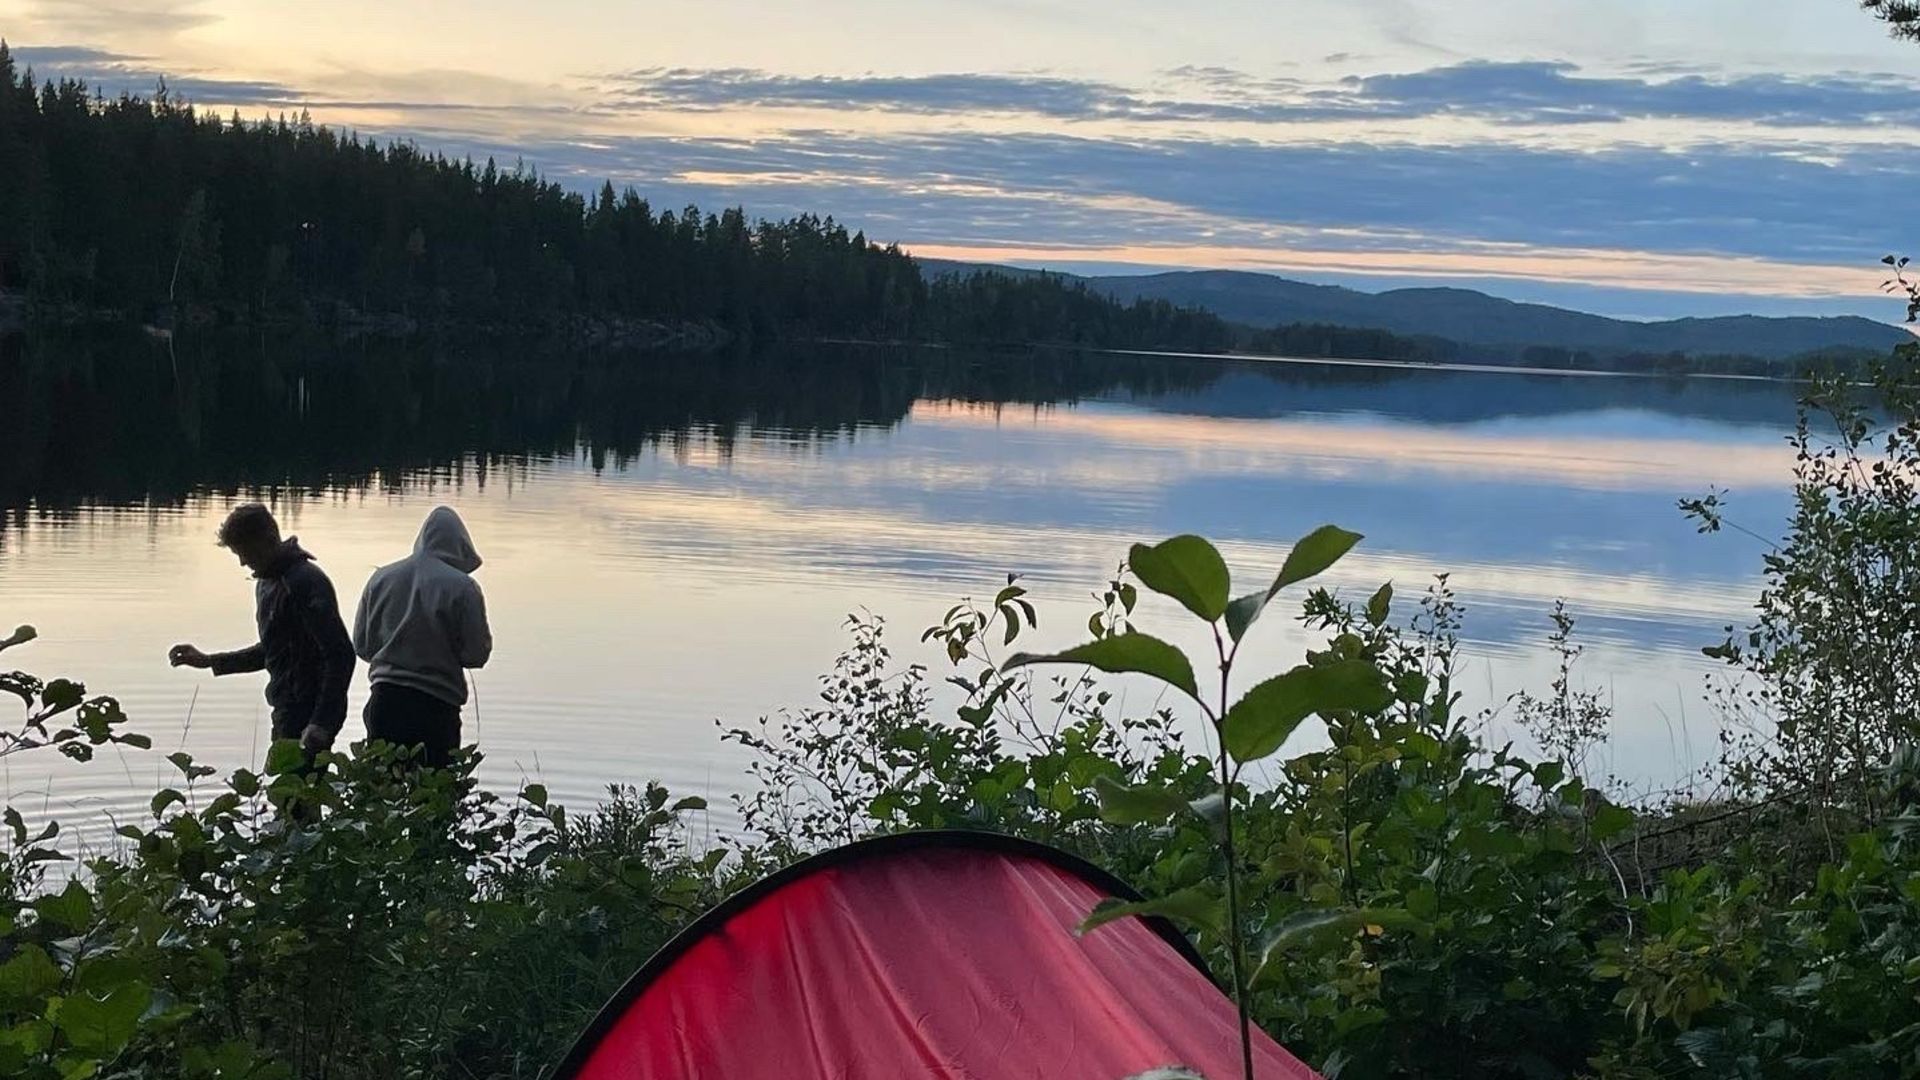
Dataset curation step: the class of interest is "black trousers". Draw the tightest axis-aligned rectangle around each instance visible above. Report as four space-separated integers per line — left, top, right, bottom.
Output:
363 683 462 769
268 706 326 821
269 701 344 749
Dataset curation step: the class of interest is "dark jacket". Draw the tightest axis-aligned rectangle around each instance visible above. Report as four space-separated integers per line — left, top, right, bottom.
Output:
209 539 355 741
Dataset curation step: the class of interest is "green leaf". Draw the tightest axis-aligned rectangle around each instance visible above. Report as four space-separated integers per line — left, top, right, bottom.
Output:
1254 906 1417 979
1221 667 1317 764
1274 525 1364 592
1128 535 1230 622
521 783 548 808
1188 789 1229 841
1366 582 1393 626
1394 672 1431 704
4 807 23 846
1534 762 1565 789
40 678 84 713
164 751 215 782
35 880 92 933
1224 590 1268 644
0 946 62 1005
0 672 35 705
1222 659 1391 763
1005 632 1200 701
0 624 36 653
1591 802 1635 841
151 789 185 819
55 980 151 1057
670 795 708 813
1078 885 1222 937
263 739 305 777
1303 658 1394 713
1093 776 1188 825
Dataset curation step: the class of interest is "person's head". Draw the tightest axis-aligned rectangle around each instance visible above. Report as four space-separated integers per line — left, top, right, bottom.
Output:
216 503 282 572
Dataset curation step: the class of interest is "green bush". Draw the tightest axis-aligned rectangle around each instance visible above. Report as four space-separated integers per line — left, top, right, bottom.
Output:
0 688 723 1079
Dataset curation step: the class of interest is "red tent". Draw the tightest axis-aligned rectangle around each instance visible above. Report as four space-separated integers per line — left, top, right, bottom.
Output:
554 831 1320 1079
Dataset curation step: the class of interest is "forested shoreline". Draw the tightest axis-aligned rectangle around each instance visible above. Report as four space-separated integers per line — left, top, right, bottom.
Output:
0 44 1233 354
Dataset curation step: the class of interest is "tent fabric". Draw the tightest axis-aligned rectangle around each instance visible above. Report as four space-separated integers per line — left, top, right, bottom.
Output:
555 831 1320 1080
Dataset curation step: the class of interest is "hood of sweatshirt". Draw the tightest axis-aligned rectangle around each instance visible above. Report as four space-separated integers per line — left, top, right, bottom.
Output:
256 538 316 579
413 506 482 574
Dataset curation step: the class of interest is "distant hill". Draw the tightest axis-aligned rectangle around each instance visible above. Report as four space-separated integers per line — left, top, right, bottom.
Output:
915 259 1912 361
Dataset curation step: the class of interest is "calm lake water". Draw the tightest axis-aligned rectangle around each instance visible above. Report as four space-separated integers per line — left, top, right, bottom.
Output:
1 333 1801 834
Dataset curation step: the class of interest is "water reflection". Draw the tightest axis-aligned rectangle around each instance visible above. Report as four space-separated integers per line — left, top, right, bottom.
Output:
0 331 1801 822
1 332 1242 519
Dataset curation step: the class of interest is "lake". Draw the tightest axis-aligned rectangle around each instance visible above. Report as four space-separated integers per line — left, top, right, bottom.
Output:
0 332 1801 835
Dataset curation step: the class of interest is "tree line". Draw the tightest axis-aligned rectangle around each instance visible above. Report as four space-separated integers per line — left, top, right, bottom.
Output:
0 44 1229 351
1242 322 1462 364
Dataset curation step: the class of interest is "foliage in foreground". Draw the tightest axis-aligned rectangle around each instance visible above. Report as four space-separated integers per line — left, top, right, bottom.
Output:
7 362 1920 1078
0 695 722 1079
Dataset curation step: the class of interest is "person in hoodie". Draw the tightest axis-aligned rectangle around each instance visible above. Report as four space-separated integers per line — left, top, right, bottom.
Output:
169 504 356 757
352 506 492 768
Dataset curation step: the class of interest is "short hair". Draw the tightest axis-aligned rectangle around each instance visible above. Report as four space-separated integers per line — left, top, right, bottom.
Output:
217 503 281 550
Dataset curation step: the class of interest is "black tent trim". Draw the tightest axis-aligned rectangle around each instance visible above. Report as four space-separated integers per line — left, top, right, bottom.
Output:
549 828 1215 1077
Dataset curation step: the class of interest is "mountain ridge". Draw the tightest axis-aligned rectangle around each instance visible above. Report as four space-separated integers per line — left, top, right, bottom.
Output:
914 259 1911 360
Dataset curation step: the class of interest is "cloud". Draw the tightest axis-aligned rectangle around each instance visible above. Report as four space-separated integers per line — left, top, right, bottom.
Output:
598 60 1920 129
5 47 569 118
599 66 1372 124
5 45 126 66
459 128 1906 268
8 44 304 106
1346 60 1920 126
606 68 1149 119
20 0 218 39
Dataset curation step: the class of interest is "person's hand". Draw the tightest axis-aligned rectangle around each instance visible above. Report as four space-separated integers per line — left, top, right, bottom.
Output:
168 644 211 669
299 724 333 754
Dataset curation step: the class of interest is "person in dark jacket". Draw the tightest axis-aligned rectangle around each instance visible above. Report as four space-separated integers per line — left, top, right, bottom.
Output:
168 504 356 758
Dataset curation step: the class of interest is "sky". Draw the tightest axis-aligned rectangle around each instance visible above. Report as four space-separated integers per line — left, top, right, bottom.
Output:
8 0 1920 320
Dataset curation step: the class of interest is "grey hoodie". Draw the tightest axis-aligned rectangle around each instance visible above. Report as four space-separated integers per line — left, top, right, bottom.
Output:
353 506 492 707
